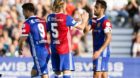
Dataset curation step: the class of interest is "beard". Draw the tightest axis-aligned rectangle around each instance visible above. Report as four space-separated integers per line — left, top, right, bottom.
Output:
94 13 99 17
94 11 99 16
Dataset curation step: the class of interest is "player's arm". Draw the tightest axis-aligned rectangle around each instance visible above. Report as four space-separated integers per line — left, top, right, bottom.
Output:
18 37 27 55
85 18 94 33
99 21 112 52
93 21 112 59
46 21 51 44
99 31 112 53
18 23 30 54
75 12 89 30
46 32 51 44
66 12 89 30
132 43 137 57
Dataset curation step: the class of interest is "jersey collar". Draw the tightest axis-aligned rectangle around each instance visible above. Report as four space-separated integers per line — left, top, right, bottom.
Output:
28 15 36 19
25 15 36 22
97 15 105 20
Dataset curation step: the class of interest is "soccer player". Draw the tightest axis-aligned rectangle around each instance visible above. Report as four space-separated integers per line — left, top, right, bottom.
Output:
87 0 112 78
18 3 50 78
46 0 89 78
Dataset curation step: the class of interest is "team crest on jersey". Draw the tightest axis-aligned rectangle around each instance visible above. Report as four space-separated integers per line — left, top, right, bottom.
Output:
97 22 101 27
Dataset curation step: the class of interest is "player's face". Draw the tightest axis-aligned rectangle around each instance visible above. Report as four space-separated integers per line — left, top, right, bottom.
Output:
23 9 29 19
94 3 103 16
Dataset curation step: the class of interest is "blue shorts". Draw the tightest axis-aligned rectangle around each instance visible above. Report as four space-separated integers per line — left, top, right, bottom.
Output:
93 46 110 72
31 46 50 77
93 57 109 72
51 52 75 71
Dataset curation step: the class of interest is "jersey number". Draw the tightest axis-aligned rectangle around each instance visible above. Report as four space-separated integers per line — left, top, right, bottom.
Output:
38 23 45 38
51 23 58 38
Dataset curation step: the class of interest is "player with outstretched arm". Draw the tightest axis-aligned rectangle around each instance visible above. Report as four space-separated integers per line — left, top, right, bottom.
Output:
46 0 89 78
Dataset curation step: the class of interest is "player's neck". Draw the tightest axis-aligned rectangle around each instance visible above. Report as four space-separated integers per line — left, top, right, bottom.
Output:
54 8 63 13
28 13 35 18
97 13 104 19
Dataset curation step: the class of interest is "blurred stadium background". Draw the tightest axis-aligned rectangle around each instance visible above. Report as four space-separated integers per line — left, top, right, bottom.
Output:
0 0 140 78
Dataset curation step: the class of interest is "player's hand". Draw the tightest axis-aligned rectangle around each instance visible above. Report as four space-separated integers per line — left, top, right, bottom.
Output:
93 51 101 60
81 11 89 23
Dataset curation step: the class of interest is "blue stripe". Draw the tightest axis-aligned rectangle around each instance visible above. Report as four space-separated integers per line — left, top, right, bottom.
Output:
69 52 73 70
29 33 42 75
97 57 102 71
103 47 107 57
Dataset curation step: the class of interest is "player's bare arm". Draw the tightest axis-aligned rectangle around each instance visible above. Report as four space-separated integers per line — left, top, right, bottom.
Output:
84 23 91 34
75 11 89 30
18 37 27 54
85 23 92 33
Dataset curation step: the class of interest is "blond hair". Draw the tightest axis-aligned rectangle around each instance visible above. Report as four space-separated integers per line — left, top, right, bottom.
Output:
53 0 65 12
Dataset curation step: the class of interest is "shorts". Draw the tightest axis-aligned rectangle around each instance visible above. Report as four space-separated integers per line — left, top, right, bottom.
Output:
51 52 75 71
31 46 50 77
93 56 109 72
93 45 110 72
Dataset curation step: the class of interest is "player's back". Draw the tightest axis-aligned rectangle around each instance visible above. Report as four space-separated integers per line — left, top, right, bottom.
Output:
47 13 71 54
24 16 48 47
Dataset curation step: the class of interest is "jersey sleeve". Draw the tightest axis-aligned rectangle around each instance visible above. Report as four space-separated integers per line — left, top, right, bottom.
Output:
21 22 30 37
66 15 78 27
103 20 112 33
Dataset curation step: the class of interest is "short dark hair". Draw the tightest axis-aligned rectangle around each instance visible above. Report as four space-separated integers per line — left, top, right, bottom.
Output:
96 0 107 10
22 3 35 13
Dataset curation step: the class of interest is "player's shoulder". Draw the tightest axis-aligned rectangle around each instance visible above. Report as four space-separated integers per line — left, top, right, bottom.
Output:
66 14 73 19
57 13 67 19
24 18 30 23
36 17 46 22
102 16 111 23
25 16 37 23
24 20 29 25
102 16 112 27
47 13 55 21
105 16 111 22
48 13 55 17
104 16 110 21
22 21 30 29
